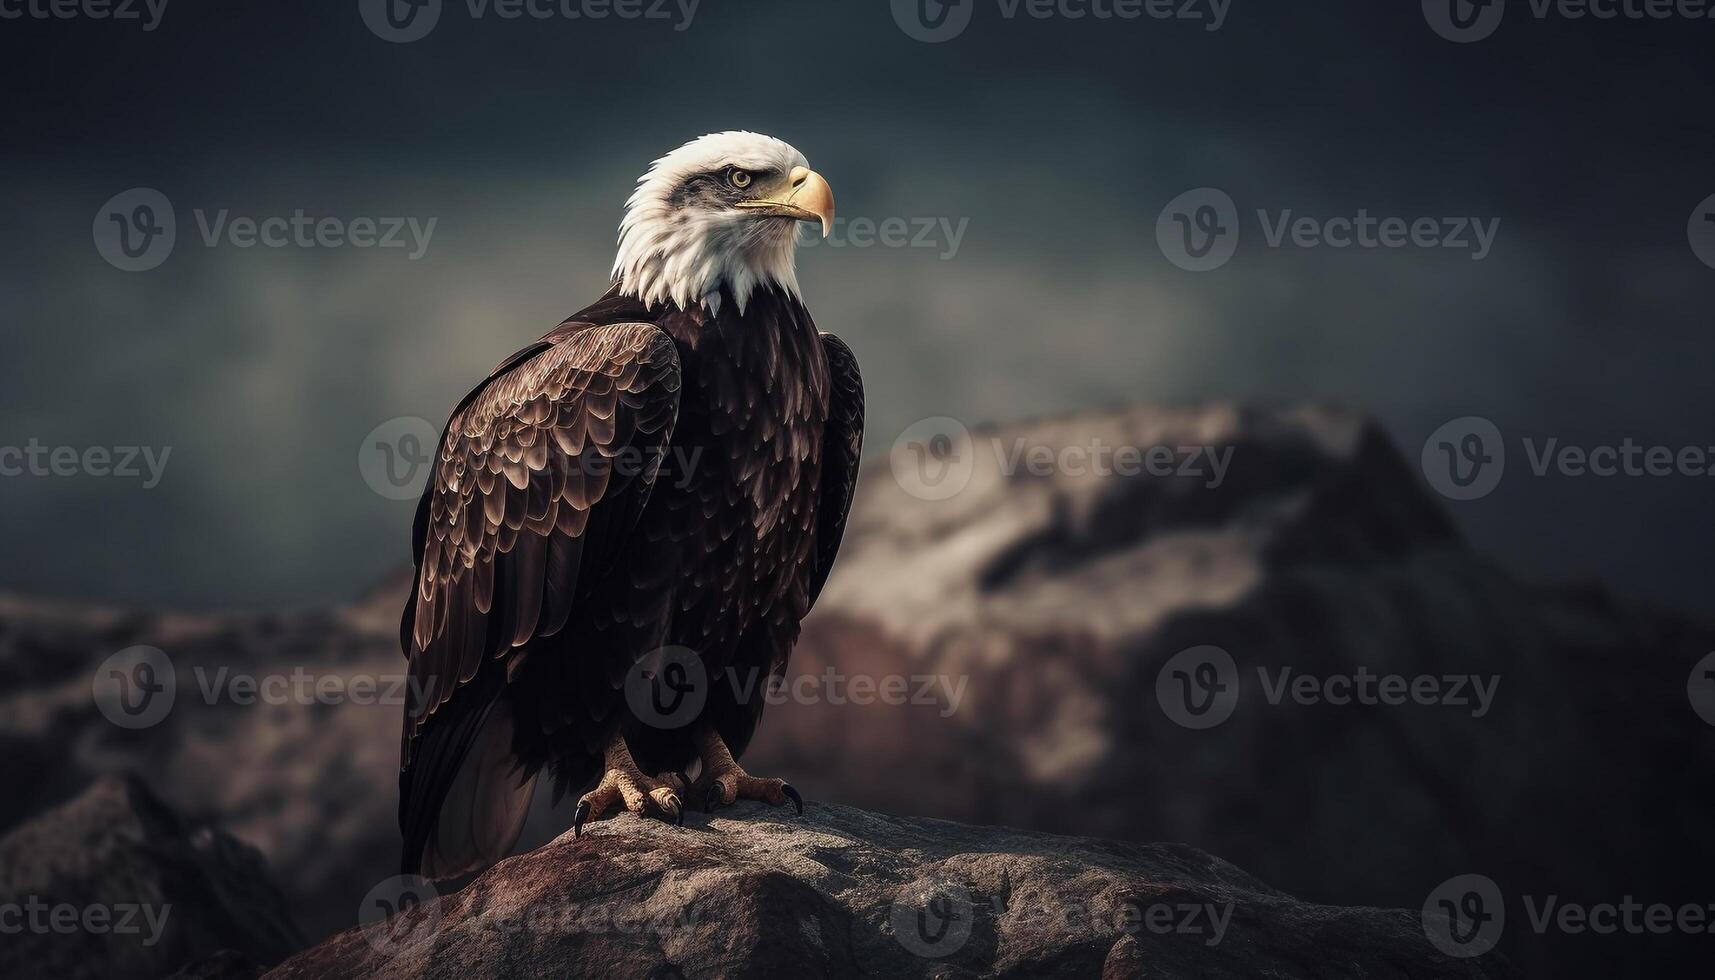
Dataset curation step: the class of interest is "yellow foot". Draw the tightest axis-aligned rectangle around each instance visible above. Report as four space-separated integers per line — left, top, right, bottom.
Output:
573 765 687 836
696 766 803 815
692 726 803 815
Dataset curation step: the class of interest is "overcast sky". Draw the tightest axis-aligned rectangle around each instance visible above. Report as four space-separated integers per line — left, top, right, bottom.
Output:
2 0 1713 614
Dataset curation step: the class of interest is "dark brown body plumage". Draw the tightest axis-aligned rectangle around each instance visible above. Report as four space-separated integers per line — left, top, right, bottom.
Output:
397 282 863 875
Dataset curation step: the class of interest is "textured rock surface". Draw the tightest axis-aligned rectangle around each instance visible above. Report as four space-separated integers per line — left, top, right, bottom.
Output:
0 775 301 980
267 801 1508 980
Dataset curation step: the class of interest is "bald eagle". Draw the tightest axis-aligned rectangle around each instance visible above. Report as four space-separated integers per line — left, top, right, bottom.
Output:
398 132 862 879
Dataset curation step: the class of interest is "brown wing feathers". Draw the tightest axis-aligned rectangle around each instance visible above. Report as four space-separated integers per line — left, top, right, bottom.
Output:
808 333 864 609
398 322 681 874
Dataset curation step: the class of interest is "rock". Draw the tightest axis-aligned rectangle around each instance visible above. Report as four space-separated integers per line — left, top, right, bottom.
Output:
0 775 302 980
266 801 1508 980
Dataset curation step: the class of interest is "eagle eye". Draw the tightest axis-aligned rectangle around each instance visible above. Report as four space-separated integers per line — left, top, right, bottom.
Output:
728 169 753 190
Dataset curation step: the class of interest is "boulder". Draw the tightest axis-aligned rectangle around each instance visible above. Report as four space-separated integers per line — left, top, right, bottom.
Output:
266 801 1508 979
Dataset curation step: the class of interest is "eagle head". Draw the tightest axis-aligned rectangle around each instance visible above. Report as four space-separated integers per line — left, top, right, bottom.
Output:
612 131 836 316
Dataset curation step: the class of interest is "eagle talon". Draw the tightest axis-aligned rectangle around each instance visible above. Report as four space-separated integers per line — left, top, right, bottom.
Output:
573 800 592 838
704 787 722 814
782 783 803 816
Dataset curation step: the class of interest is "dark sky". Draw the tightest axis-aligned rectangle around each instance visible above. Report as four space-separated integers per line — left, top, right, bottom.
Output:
2 0 1713 614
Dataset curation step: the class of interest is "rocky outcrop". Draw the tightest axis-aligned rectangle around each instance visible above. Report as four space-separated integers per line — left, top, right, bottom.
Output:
267 801 1508 980
0 775 301 980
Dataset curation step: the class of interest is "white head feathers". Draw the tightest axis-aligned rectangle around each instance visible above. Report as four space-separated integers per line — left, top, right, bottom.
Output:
612 131 812 316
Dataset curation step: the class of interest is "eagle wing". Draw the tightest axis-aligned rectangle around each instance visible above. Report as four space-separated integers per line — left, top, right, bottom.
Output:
398 321 681 876
808 332 864 609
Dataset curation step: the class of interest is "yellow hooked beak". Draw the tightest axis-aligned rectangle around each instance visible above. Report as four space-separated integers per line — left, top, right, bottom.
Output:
735 166 836 238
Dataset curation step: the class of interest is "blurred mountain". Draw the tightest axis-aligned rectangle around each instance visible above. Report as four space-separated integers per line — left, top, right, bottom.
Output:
1 403 1710 975
0 775 300 980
